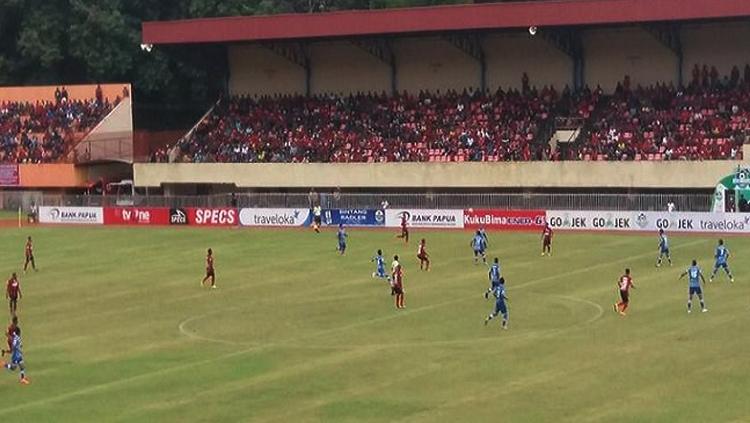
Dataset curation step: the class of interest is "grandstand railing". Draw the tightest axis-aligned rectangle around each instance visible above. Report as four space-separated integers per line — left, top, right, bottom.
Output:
0 191 713 213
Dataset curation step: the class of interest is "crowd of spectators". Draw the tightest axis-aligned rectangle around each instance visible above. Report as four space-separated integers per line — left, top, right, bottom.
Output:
571 65 750 161
0 86 115 163
166 86 561 163
160 66 750 163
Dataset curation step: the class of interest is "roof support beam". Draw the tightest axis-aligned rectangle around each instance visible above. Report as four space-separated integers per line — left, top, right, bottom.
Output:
262 42 311 96
540 29 584 90
643 23 683 87
444 33 486 92
351 38 397 95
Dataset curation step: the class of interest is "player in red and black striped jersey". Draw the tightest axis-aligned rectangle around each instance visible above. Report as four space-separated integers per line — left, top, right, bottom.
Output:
614 268 635 316
417 238 430 271
391 256 405 309
396 214 409 243
1 316 17 357
23 236 36 273
541 223 553 256
6 273 21 316
201 248 216 289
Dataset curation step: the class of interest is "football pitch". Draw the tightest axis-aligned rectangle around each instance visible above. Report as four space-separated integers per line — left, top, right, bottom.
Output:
0 226 749 422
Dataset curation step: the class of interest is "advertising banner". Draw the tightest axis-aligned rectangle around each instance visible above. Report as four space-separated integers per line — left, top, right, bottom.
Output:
322 209 385 226
169 208 188 225
239 208 311 227
385 209 464 229
546 210 635 231
104 207 170 225
39 206 103 225
547 210 750 234
187 208 238 226
0 165 19 186
464 209 546 230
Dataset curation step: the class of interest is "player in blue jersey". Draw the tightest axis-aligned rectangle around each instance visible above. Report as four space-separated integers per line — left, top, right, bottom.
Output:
336 224 347 255
484 258 504 299
710 239 734 283
679 259 707 313
479 227 489 246
371 249 389 281
1 327 29 384
656 229 672 267
471 230 487 265
484 282 509 329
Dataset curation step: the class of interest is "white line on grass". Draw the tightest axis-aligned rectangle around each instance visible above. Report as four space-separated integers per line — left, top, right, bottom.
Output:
0 236 698 414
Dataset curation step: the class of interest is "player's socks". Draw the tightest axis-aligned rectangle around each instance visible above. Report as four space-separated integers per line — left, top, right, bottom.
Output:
700 300 706 311
502 319 508 329
687 301 692 313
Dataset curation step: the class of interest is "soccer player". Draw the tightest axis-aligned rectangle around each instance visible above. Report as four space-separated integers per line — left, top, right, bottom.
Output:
392 255 405 309
23 236 36 273
485 258 504 299
336 224 348 255
541 222 553 256
201 248 216 289
479 227 489 246
6 273 20 317
371 249 389 280
417 238 430 271
614 268 635 316
484 281 509 329
1 316 17 357
312 205 322 233
470 230 487 265
1 327 29 384
396 214 409 243
710 239 734 283
680 259 707 313
656 229 672 267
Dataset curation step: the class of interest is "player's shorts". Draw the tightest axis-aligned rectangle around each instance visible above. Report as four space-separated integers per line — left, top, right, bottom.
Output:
619 290 629 304
543 237 551 247
206 268 215 278
338 242 346 251
392 284 403 295
401 227 408 236
376 268 386 278
495 299 507 315
689 286 702 296
313 216 321 225
714 262 728 270
417 253 427 261
660 248 670 256
474 249 485 256
11 352 23 365
8 296 17 303
25 254 33 261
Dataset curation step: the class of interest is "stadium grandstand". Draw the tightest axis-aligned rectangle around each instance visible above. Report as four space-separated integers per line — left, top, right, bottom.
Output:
142 0 750 168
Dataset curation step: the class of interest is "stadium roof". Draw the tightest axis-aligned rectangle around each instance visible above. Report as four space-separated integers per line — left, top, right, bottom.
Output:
142 0 750 45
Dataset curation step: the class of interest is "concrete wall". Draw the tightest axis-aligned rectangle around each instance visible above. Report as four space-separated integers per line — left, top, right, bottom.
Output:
682 22 750 79
485 33 572 91
394 37 480 93
309 41 391 95
228 45 305 96
134 159 748 189
226 23 750 97
584 27 677 92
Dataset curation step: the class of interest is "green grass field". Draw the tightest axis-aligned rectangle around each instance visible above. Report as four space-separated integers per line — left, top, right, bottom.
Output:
0 226 748 422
